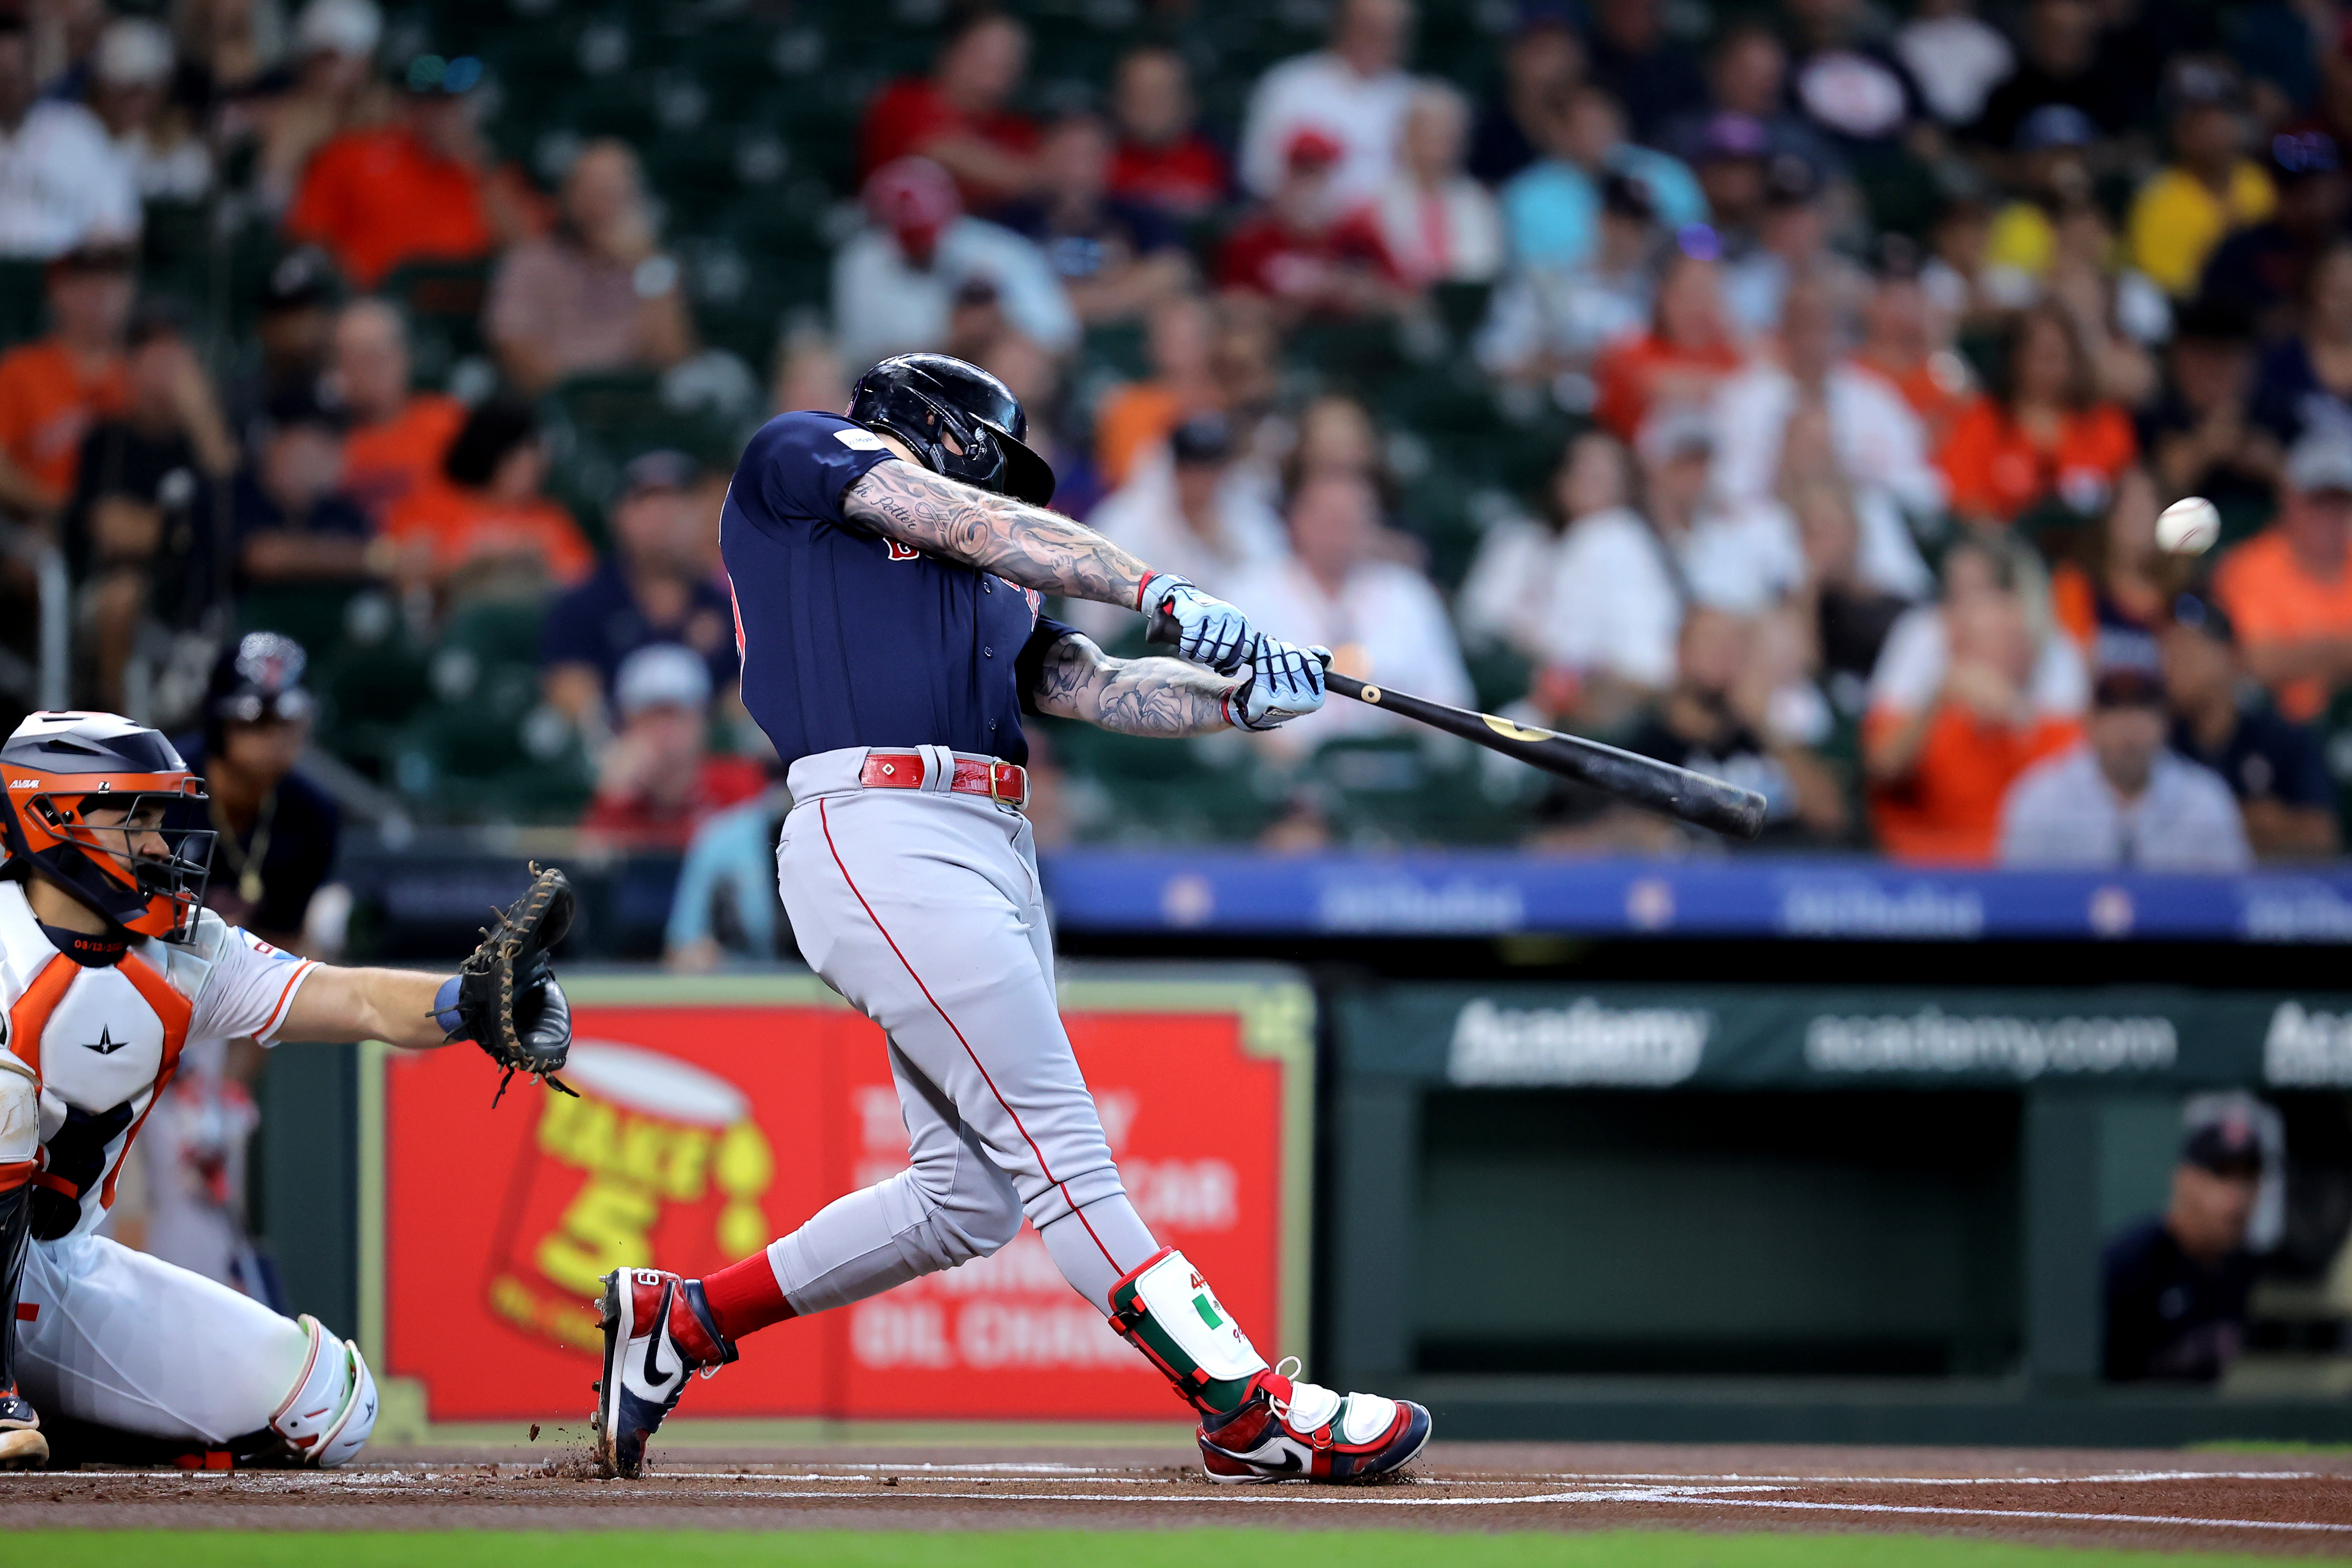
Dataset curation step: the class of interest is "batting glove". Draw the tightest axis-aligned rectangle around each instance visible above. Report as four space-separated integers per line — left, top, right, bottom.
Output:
1141 573 1254 674
1228 638 1329 731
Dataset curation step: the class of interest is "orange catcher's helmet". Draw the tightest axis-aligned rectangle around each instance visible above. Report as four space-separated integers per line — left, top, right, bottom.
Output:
0 711 213 940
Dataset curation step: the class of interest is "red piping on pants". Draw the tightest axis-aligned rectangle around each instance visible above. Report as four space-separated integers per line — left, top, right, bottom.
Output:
818 797 1123 1273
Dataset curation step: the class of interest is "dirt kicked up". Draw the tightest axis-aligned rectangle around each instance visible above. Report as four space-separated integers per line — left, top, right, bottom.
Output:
5 1439 2351 1558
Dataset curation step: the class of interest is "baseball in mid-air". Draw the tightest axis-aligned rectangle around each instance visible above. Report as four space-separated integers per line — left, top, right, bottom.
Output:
2157 496 2221 555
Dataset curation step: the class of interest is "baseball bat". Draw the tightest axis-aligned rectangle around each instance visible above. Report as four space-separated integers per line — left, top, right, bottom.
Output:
1145 609 1767 841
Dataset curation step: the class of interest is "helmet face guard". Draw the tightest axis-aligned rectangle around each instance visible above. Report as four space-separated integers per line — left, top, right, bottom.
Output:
0 714 215 940
848 354 1057 506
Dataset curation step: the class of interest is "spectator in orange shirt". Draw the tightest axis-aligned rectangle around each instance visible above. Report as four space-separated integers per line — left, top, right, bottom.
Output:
1865 538 2084 860
0 240 131 520
328 297 465 523
2214 431 2352 723
579 642 765 849
1093 292 1222 488
285 51 529 290
1854 236 1977 456
1940 303 2138 527
385 398 593 593
1591 245 1744 443
858 12 1040 211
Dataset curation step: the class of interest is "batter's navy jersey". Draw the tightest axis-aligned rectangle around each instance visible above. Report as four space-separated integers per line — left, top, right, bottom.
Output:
721 410 1071 767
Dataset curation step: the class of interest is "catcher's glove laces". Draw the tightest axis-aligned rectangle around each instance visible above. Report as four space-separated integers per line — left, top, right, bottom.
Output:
440 862 578 1104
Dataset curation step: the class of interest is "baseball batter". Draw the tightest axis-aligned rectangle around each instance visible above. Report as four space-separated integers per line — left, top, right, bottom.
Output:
593 353 1430 1483
0 711 573 1470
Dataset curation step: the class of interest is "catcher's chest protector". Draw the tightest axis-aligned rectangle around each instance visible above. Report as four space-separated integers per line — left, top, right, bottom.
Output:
0 883 302 1243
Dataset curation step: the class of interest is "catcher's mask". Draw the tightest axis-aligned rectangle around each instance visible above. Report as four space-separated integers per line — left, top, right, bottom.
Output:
0 711 214 941
848 352 1057 506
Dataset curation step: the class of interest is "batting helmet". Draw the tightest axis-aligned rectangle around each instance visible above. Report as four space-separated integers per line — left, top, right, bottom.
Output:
848 352 1057 506
0 712 213 940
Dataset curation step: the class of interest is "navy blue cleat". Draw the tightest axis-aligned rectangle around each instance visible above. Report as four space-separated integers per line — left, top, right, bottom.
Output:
593 1268 736 1478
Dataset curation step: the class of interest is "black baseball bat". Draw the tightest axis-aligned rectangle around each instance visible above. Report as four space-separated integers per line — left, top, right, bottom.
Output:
1145 609 1767 841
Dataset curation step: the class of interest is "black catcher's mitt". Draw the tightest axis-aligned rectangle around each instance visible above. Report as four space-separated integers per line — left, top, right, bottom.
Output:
447 863 577 1104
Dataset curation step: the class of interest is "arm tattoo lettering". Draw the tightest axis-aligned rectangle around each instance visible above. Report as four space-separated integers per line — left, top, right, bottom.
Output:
1028 631 1234 736
843 461 1153 607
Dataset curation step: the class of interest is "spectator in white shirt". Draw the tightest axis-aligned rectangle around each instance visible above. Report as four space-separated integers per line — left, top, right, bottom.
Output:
1239 0 1417 208
832 156 1077 370
1710 273 1939 600
1072 412 1289 643
1355 81 1502 288
2000 633 2252 870
1529 427 1684 723
1460 427 1642 668
91 19 211 203
1225 469 1472 747
0 15 137 258
1477 169 1658 404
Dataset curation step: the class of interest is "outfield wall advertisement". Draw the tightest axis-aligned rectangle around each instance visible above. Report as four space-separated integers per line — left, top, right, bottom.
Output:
1336 984 2352 1089
361 970 1312 1425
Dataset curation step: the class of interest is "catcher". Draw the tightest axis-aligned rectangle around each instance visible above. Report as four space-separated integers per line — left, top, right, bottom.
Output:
0 711 571 1470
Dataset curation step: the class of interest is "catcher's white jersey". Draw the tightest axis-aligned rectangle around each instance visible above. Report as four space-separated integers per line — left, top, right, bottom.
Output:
0 882 316 1240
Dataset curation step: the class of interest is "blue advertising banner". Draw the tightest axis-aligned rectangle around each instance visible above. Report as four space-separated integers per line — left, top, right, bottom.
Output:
1039 852 2352 943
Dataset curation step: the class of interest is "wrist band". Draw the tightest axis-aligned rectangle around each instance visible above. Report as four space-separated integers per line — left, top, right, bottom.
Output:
1136 571 1158 612
433 976 464 1037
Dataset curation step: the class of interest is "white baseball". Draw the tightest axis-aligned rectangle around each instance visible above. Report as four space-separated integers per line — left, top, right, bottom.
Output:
2157 496 2221 555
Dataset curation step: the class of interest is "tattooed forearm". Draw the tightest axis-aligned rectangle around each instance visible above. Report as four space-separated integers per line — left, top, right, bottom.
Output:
1029 632 1234 736
842 461 1153 606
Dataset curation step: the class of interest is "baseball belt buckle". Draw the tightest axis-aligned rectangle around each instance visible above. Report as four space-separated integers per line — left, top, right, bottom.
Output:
988 762 1028 810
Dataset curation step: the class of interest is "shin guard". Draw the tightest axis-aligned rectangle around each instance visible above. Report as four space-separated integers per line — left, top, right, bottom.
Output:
1106 1247 1268 1415
0 1154 43 1468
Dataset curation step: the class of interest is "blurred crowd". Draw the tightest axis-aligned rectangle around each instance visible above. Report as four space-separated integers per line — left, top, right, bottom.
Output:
806 0 2352 874
0 0 2346 938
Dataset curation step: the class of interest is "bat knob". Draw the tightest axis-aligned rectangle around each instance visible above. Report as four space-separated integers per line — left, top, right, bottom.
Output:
1145 606 1181 647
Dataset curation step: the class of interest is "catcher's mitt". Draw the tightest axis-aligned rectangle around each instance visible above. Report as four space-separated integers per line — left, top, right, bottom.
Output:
447 863 577 1104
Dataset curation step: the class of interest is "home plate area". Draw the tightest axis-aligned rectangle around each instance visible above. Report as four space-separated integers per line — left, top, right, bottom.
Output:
6 1439 2352 1551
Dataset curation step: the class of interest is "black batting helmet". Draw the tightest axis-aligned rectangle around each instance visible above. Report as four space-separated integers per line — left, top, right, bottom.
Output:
0 711 213 940
847 353 1056 506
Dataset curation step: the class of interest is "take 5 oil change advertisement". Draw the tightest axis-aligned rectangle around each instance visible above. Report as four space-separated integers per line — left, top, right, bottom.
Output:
369 972 1311 1424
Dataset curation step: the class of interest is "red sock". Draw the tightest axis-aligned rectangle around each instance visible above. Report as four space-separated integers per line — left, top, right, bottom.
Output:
700 1249 795 1342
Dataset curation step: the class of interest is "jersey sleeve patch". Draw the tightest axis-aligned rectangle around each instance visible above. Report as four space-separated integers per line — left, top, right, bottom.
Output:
747 410 900 527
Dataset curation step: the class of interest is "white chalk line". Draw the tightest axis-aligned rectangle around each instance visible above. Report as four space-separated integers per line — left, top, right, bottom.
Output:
492 1483 2352 1531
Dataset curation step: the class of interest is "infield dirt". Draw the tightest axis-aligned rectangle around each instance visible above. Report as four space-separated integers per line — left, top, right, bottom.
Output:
5 1438 2351 1555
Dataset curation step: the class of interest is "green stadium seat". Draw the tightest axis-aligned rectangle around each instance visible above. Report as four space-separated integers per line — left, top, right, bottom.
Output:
0 259 46 350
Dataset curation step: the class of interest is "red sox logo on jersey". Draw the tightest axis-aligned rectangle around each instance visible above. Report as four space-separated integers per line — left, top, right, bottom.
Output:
885 540 922 562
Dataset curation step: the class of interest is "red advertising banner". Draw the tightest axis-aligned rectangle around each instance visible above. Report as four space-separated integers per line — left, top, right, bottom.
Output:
371 972 1311 1424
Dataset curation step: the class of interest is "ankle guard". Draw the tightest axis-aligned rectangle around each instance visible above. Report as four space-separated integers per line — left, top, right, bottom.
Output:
267 1316 377 1468
1107 1247 1268 1415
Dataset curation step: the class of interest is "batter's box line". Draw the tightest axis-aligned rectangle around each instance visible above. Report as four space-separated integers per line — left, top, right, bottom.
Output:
1508 1470 2332 1487
655 1485 2352 1532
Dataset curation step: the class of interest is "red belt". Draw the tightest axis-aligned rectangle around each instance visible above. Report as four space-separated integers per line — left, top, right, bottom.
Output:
860 752 1029 809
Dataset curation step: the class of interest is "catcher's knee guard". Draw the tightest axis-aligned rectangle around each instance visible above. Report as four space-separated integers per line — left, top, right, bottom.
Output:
267 1316 377 1468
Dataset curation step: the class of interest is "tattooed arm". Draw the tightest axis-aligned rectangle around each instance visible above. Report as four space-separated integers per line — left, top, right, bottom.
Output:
842 456 1152 607
1029 630 1237 736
